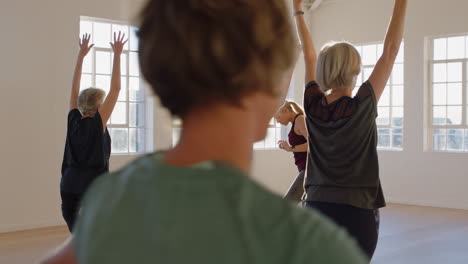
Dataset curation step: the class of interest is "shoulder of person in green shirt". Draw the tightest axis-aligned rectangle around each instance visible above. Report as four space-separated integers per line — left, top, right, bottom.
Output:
73 153 368 264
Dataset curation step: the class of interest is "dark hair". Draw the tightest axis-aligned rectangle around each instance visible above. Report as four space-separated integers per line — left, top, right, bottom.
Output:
138 0 295 117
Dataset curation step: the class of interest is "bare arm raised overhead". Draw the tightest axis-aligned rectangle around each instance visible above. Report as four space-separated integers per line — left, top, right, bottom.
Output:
99 32 128 129
368 0 407 102
70 34 94 110
293 0 317 84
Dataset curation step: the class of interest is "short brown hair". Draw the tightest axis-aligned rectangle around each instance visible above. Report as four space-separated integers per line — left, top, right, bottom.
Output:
138 0 295 117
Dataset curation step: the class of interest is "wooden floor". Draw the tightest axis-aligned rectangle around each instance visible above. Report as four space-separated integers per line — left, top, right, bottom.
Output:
0 204 467 264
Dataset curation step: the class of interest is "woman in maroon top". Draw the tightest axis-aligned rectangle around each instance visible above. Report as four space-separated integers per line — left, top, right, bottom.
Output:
275 100 308 202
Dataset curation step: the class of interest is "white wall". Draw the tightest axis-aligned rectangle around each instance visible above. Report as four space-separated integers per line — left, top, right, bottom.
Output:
302 0 468 210
0 0 149 233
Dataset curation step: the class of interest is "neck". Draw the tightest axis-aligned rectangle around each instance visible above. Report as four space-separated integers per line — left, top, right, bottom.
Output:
326 88 353 103
164 106 255 174
288 112 298 124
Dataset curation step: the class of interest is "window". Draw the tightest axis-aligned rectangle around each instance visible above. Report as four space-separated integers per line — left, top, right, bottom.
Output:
254 73 297 150
429 35 468 152
80 17 151 155
354 42 405 150
253 118 284 149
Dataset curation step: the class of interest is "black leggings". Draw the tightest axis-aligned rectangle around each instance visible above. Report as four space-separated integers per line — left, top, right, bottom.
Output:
60 192 83 232
305 201 380 260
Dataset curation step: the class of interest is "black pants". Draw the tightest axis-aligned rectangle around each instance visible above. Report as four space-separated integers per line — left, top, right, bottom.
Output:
61 192 83 232
305 201 380 260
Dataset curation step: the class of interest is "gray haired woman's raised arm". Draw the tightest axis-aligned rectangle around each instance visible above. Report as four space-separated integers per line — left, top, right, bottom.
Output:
99 32 128 128
70 34 94 110
368 0 407 102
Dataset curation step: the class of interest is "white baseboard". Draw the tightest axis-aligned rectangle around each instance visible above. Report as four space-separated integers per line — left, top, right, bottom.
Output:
386 197 468 211
0 218 65 234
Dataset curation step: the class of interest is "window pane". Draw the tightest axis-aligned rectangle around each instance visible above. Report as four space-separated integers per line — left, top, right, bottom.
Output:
362 45 377 65
395 43 404 64
392 107 404 127
173 127 181 146
391 64 404 85
433 106 447 125
447 129 464 151
465 129 468 151
276 127 283 141
118 53 127 75
377 44 383 57
447 106 462 125
378 128 390 148
82 49 93 73
119 76 127 101
392 128 403 149
377 107 390 126
447 83 462 105
96 51 111 74
265 128 277 149
80 21 93 37
129 77 144 101
111 24 129 50
129 52 140 76
447 62 462 82
130 128 145 153
363 67 374 81
93 22 111 48
356 72 363 85
354 45 362 56
378 88 390 107
433 83 447 105
130 103 145 127
433 38 447 60
392 85 404 106
111 102 127 125
433 129 446 151
466 36 468 59
433 63 447 83
447 36 465 60
80 74 92 91
110 128 128 153
130 27 139 51
95 75 111 95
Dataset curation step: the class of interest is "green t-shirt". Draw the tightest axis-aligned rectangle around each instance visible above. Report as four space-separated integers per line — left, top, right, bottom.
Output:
74 153 367 264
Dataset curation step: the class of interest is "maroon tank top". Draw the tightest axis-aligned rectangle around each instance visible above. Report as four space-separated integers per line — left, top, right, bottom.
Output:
288 114 307 172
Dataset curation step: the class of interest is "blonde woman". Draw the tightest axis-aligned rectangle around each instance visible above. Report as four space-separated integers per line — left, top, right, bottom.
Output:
41 0 368 263
275 100 308 202
60 32 127 232
297 0 408 259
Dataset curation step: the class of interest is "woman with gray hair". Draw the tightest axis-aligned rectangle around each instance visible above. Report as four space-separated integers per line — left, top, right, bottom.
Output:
297 0 407 259
60 32 127 232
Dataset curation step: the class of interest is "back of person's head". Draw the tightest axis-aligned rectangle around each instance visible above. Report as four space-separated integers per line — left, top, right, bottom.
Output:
77 88 106 116
316 42 361 93
137 0 295 119
275 100 304 125
282 100 304 115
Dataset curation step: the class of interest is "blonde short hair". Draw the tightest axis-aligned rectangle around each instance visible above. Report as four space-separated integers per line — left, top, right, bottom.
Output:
316 42 361 92
78 88 106 116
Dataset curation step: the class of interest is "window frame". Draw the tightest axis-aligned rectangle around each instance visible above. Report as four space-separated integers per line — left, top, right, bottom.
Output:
80 16 150 155
427 33 468 152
